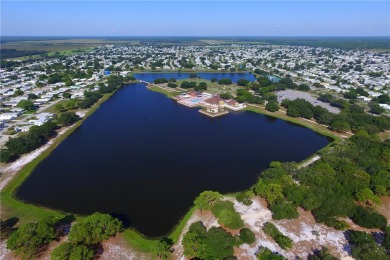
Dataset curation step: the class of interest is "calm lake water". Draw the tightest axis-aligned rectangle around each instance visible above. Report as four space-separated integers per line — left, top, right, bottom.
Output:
134 72 256 83
17 75 330 237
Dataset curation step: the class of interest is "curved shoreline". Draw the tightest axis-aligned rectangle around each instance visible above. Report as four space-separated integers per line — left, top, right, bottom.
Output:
1 80 343 254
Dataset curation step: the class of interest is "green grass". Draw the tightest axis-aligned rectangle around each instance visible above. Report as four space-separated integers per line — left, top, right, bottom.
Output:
42 100 69 114
148 86 181 98
121 206 196 253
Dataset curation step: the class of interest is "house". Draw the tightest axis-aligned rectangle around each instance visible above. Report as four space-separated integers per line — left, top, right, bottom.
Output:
0 113 18 121
204 95 224 107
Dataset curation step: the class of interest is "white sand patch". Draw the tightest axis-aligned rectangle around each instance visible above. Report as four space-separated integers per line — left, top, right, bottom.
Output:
0 127 70 191
273 220 349 258
76 110 87 118
0 240 14 260
100 243 148 260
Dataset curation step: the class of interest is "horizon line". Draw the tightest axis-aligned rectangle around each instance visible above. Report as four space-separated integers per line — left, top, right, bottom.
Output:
2 35 390 37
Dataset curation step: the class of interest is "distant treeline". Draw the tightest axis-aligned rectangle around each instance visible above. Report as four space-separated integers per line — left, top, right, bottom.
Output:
1 49 47 59
258 37 390 50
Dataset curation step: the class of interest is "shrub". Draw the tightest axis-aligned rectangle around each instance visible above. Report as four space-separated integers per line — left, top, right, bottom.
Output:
238 228 256 245
350 206 387 229
262 222 292 249
269 200 299 220
256 247 286 259
266 101 279 112
57 112 80 126
236 192 253 205
211 200 244 230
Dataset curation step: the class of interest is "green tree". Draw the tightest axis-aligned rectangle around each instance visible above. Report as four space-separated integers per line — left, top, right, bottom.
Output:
194 191 222 213
262 222 292 250
266 101 279 112
7 217 58 258
51 242 94 260
54 103 65 113
369 101 385 115
151 239 171 259
355 188 381 205
182 221 207 258
256 247 286 260
57 112 80 126
68 213 123 245
308 247 337 260
17 99 35 110
63 92 72 99
14 89 24 96
254 181 284 204
238 228 256 245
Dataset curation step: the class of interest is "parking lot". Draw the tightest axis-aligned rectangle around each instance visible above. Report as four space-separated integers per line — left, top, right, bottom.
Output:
276 90 341 114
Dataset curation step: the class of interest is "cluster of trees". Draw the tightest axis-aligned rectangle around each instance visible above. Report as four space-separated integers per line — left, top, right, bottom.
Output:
282 99 318 119
237 78 250 86
180 81 197 89
373 94 390 104
178 58 195 68
167 82 178 88
343 87 369 100
252 132 389 233
56 112 80 127
78 91 102 109
182 220 256 259
51 213 123 260
347 231 389 259
193 190 244 229
0 48 47 59
17 99 35 111
179 81 208 91
1 122 57 163
1 110 83 163
182 221 236 259
266 101 280 112
281 98 390 134
262 222 293 250
153 78 168 84
6 216 73 259
54 213 121 259
256 247 286 260
235 89 263 104
218 78 233 85
298 133 389 229
317 93 349 109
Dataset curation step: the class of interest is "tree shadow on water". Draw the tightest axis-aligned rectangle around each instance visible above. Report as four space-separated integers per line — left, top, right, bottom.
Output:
110 212 132 228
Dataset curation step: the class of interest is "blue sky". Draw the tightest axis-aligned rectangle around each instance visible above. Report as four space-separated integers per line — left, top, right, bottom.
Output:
1 1 389 36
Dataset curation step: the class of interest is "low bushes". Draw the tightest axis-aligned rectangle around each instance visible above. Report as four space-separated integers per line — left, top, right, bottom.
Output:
262 222 292 250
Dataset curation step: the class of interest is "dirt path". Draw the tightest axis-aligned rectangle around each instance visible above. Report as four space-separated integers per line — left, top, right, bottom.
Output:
100 234 151 260
299 155 321 169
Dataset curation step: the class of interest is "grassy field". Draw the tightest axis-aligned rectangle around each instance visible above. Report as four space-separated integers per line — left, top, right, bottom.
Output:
175 78 244 95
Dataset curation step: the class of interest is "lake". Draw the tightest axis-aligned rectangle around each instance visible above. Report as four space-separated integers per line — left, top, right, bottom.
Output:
134 72 257 83
17 74 330 237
